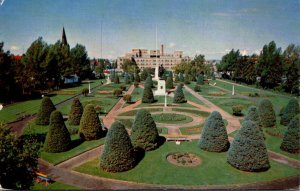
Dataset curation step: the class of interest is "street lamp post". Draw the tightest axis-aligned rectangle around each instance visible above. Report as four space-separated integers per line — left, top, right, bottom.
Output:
89 81 91 94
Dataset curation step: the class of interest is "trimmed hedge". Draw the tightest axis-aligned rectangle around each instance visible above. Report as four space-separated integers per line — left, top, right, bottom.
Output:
79 104 104 140
280 115 300 153
280 98 300 126
173 85 186 103
144 76 153 88
194 85 201 92
258 99 276 128
166 76 174 89
142 85 154 103
198 111 229 152
36 97 56 125
68 98 83 125
131 109 159 151
197 74 204 85
44 111 71 153
100 121 135 172
227 120 270 172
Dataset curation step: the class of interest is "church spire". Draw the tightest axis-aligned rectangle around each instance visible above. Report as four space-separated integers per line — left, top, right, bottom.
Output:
62 27 68 46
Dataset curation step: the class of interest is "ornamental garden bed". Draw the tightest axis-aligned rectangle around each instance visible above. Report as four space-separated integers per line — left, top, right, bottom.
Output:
152 113 193 124
167 152 201 167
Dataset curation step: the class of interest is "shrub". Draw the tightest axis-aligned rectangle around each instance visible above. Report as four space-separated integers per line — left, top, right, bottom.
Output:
79 104 104 140
179 73 184 82
258 99 276 128
227 120 270 172
125 79 131 84
248 92 259 97
134 82 139 87
232 105 243 116
141 70 149 81
166 76 174 89
82 88 89 96
36 97 56 125
197 74 204 85
144 76 153 88
68 98 83 125
174 74 180 83
198 111 229 152
131 109 159 151
184 79 190 84
114 75 120 84
113 89 123 97
280 98 300 126
194 85 201 92
244 106 264 138
94 105 101 114
119 85 126 91
142 85 154 103
134 73 141 83
100 121 135 172
279 106 285 116
123 94 132 103
280 115 300 153
44 111 71 153
173 85 186 103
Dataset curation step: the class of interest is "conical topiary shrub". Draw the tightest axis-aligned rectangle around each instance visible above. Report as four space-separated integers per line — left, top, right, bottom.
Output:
227 120 270 172
142 85 154 103
258 99 276 128
36 96 56 125
131 109 159 151
198 111 229 152
173 85 186 103
166 76 174 89
79 104 104 140
244 106 264 139
68 98 83 125
280 115 300 153
144 76 153 88
197 74 204 85
44 111 71 153
100 121 136 172
280 98 300 126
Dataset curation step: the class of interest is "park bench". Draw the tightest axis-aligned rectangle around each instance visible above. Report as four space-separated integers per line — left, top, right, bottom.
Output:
166 135 191 142
35 172 52 186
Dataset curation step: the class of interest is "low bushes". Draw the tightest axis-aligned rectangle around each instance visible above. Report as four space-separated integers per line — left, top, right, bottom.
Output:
194 85 201 92
232 105 243 116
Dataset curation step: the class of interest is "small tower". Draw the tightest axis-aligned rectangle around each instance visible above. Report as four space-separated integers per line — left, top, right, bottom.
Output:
61 27 68 46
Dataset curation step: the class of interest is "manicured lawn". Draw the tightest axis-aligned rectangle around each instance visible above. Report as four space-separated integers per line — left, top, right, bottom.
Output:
118 108 163 116
74 140 299 186
183 87 204 105
130 87 143 102
32 181 80 190
158 127 168 134
152 113 193 124
172 108 210 117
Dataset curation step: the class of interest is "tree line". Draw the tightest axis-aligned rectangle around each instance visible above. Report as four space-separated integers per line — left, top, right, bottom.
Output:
0 38 92 103
217 41 299 95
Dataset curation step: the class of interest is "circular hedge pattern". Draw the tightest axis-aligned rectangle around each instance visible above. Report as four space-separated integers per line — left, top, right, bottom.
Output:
152 113 193 124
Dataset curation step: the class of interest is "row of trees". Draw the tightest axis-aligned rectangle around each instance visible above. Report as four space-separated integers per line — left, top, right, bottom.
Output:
0 38 92 102
217 41 299 95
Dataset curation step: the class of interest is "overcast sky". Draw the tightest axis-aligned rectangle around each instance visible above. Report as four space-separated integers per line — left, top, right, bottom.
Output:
0 0 299 60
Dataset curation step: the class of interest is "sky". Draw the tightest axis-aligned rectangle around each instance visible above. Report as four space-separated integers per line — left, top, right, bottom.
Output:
0 0 299 60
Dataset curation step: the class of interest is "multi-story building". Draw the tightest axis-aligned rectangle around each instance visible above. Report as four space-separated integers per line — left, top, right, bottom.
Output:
117 44 190 70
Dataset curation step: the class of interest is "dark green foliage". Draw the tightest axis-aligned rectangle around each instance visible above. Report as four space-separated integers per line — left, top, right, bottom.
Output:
244 106 264 138
280 115 300 153
100 121 135 172
173 85 186 103
82 88 89 96
227 120 270 172
174 74 180 83
134 72 141 83
280 98 300 125
279 106 285 116
0 126 40 189
114 75 120 84
166 76 174 89
110 71 115 82
179 73 184 82
184 78 190 84
194 85 201 92
198 111 229 152
131 109 159 151
141 69 150 81
142 85 154 103
36 96 56 125
44 111 71 153
232 105 243 116
197 74 204 85
258 99 276 128
79 104 104 140
113 89 123 97
68 98 83 125
144 76 153 88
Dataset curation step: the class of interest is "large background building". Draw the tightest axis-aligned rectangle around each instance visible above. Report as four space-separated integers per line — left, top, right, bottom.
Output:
117 44 190 70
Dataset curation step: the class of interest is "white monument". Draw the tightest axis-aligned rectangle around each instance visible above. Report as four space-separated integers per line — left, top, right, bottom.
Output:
154 65 159 81
154 79 166 96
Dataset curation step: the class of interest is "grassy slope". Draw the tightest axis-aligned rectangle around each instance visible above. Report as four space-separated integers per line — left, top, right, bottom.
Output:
32 181 80 190
74 140 299 186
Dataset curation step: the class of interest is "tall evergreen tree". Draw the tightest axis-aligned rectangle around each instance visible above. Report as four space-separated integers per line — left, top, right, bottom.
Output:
100 121 135 172
79 104 104 140
36 96 56 125
173 85 186 103
144 76 153 88
166 76 174 89
280 115 300 153
280 98 300 126
68 98 83 125
142 85 154 103
44 111 71 153
131 109 159 151
198 111 229 152
257 99 276 128
197 74 204 85
227 120 270 172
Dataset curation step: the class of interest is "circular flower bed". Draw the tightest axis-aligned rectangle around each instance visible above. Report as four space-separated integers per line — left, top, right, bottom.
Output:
167 152 201 167
152 113 193 124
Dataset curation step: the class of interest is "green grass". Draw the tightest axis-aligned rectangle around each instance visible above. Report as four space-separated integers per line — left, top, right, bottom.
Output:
183 87 204 105
74 140 299 186
32 181 80 190
172 108 210 117
130 87 143 102
158 127 168 134
118 108 163 116
117 118 134 129
152 113 193 124
180 124 204 135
